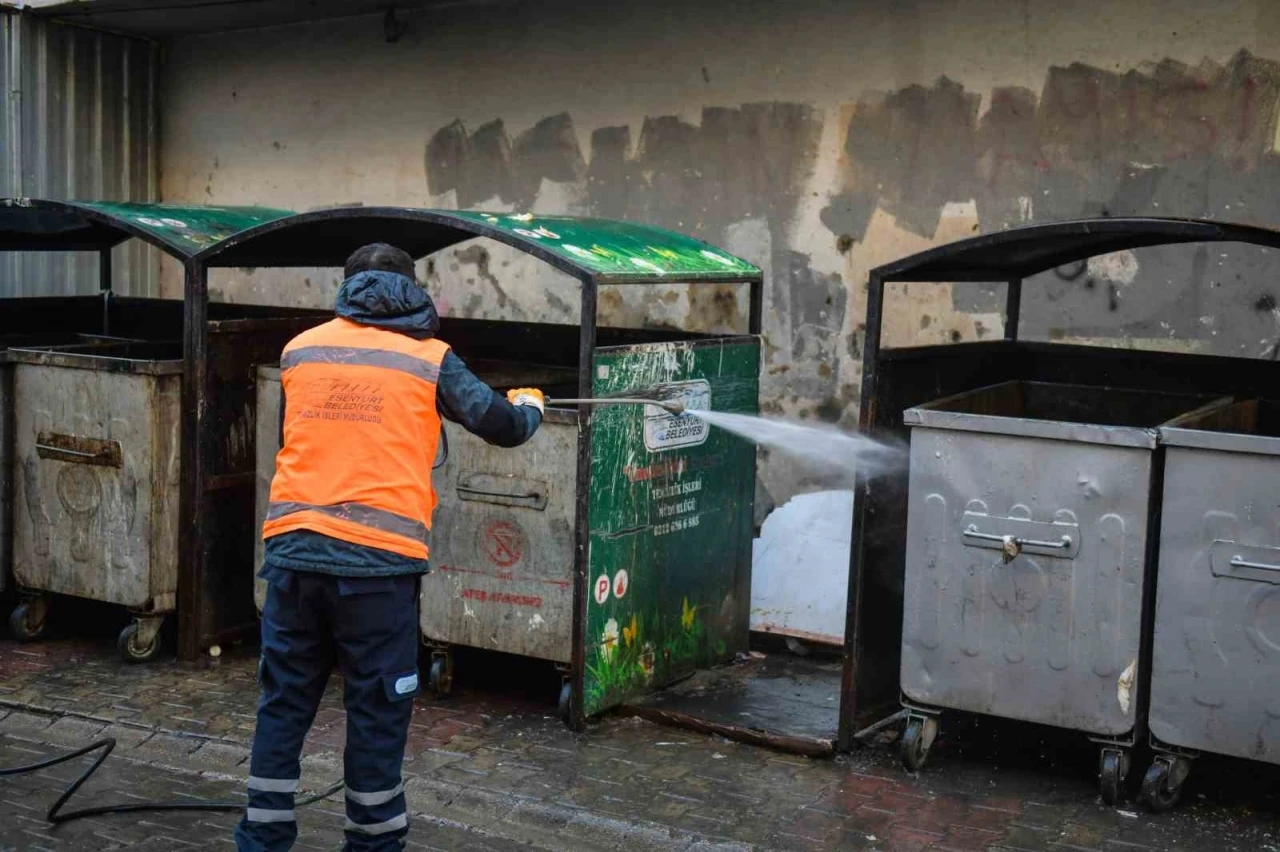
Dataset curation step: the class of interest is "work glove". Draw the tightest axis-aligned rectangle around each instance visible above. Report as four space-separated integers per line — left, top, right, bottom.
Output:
507 387 545 415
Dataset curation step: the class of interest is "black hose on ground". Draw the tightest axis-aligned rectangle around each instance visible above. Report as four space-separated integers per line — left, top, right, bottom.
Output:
0 737 343 826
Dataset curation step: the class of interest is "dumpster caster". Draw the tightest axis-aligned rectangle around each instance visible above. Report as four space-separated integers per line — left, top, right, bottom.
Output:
428 653 453 697
899 713 938 772
1098 748 1130 806
118 616 163 664
558 681 573 724
1141 755 1191 813
9 597 49 641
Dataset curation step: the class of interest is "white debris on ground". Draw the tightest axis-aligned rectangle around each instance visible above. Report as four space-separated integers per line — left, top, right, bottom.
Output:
750 489 854 646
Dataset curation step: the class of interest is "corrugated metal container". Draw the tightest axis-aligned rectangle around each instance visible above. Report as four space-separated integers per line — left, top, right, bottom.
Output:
897 380 1228 802
1140 399 1280 809
0 11 159 298
8 341 180 661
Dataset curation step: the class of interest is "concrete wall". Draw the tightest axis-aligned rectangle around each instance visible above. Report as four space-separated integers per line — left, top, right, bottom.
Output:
159 0 1280 508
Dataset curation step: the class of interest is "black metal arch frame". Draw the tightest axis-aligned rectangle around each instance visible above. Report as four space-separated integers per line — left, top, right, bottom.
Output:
838 215 1280 750
181 207 764 721
0 198 224 304
0 198 206 256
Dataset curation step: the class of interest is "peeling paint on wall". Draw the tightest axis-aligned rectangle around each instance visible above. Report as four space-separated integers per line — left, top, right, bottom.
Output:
160 0 1280 508
415 48 1280 459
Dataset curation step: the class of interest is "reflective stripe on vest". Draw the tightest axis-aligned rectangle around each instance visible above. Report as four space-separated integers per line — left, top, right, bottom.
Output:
265 501 428 544
262 318 448 560
280 346 441 384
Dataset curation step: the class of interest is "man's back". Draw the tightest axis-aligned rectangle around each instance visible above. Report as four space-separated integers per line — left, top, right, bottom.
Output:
266 316 450 562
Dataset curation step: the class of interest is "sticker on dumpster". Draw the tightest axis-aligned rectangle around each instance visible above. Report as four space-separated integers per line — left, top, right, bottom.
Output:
612 570 629 600
594 574 611 605
481 521 524 567
643 380 711 453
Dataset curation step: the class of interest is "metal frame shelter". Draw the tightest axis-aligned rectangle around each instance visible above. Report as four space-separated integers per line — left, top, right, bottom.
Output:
0 198 304 652
840 216 1280 750
0 197 307 637
188 207 764 727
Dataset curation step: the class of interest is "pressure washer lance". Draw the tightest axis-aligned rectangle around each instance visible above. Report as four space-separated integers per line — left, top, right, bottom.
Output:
548 397 685 415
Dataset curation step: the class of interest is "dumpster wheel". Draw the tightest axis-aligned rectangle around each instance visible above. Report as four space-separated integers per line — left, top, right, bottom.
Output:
1098 748 1129 806
117 621 161 664
1141 755 1190 813
899 713 937 772
9 598 49 642
428 653 453 697
557 681 573 725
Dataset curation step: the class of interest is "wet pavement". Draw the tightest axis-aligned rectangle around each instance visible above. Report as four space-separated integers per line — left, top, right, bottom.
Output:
0 628 1277 851
626 651 842 755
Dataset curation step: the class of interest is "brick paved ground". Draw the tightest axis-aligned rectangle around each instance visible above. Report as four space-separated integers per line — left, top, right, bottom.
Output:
0 632 1277 851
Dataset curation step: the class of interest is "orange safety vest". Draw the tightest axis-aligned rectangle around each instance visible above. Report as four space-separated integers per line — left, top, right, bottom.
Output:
262 318 449 560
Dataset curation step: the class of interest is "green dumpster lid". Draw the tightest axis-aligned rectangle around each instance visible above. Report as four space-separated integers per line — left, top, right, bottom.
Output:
0 200 762 285
448 212 762 282
194 207 763 285
0 199 294 259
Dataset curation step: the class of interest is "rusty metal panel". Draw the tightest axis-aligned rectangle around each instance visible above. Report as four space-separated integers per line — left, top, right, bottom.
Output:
1149 402 1280 765
252 365 280 613
0 12 159 298
11 354 180 609
0 359 12 594
900 382 1224 738
419 413 578 664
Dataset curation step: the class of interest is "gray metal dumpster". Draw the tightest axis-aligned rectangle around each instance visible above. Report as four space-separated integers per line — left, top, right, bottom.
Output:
1142 399 1280 810
898 380 1228 803
7 341 182 662
420 404 579 694
2 334 145 602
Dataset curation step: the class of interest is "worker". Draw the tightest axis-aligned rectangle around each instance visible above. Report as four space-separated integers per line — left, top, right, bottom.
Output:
235 243 544 852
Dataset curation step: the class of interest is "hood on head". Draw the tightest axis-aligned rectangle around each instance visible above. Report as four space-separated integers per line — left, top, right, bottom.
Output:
334 270 440 339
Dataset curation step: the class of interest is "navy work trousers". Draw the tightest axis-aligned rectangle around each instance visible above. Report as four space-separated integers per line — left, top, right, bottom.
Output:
235 568 421 852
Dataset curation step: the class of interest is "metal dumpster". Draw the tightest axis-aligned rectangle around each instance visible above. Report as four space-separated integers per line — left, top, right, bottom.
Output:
417 360 579 699
7 341 182 662
898 380 1227 802
2 334 146 601
1141 398 1280 810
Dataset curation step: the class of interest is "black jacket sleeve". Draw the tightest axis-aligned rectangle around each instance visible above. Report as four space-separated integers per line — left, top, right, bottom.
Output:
435 350 541 447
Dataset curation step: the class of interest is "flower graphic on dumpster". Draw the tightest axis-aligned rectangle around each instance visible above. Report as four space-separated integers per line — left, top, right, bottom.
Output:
622 613 640 648
639 642 656 681
681 597 698 631
601 617 620 661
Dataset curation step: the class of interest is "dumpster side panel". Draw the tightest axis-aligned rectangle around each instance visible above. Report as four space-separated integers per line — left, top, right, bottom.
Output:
253 367 282 613
0 362 11 595
901 427 1151 736
420 419 577 663
149 375 182 608
13 365 174 609
1149 447 1280 764
583 337 759 716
